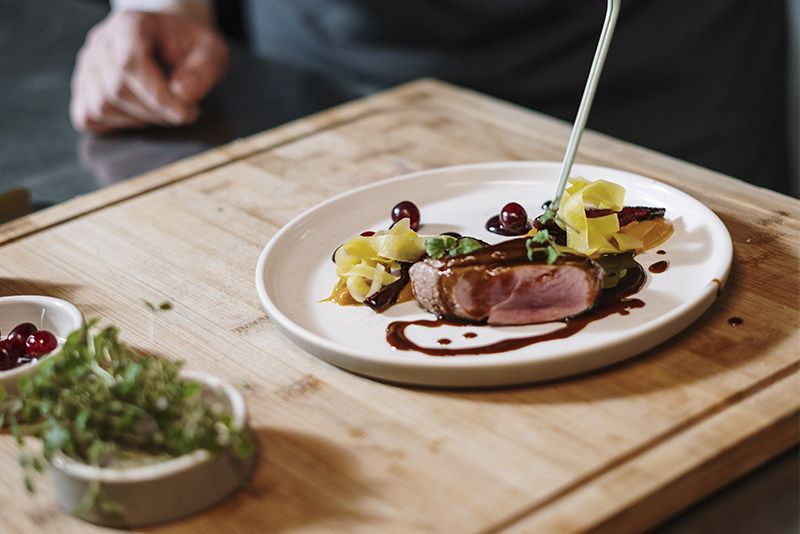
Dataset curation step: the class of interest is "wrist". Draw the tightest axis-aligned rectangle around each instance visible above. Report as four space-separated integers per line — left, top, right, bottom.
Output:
110 0 214 25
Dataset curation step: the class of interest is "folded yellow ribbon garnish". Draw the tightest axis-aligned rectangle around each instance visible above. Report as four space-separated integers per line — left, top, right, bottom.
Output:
327 218 426 304
558 178 644 256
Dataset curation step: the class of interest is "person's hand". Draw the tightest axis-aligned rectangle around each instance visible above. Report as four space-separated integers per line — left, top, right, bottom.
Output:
70 10 229 133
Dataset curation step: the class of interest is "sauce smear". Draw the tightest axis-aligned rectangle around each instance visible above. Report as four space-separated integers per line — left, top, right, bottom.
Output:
648 260 669 274
485 215 531 236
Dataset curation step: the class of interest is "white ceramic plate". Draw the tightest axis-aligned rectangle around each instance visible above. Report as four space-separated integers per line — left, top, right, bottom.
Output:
255 162 732 387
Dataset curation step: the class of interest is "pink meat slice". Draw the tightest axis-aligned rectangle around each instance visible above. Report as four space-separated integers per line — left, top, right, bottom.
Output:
455 264 601 325
409 238 604 326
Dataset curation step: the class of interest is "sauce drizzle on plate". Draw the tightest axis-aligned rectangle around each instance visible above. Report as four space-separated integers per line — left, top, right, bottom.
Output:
648 260 669 274
387 261 646 356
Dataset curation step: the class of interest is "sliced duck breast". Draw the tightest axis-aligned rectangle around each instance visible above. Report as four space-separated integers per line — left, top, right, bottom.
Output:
409 238 603 325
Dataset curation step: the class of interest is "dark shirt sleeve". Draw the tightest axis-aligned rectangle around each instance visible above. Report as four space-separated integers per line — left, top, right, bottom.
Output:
244 0 789 193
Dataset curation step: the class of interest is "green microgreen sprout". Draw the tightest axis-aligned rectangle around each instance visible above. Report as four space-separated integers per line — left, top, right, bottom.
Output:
525 229 561 265
144 300 173 312
425 236 484 259
425 235 456 259
145 300 173 342
538 206 557 225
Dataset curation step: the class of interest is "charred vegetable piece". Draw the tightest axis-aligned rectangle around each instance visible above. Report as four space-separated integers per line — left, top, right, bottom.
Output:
586 206 666 226
364 263 413 312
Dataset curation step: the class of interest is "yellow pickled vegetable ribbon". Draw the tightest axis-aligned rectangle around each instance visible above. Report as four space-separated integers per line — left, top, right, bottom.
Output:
330 218 426 304
342 261 399 285
558 178 641 256
371 218 426 262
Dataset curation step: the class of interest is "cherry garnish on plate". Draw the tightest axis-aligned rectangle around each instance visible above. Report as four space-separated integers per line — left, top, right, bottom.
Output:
391 201 420 231
486 203 532 236
26 331 57 358
500 202 530 234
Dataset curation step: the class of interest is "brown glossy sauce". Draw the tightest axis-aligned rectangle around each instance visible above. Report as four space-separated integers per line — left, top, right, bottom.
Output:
386 261 646 356
656 249 666 255
728 317 743 326
485 215 531 236
463 332 478 339
648 260 669 274
438 237 590 270
437 338 452 345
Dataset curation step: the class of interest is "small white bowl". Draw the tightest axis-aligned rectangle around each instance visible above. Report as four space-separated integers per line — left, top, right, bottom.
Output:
49 370 256 528
0 295 84 395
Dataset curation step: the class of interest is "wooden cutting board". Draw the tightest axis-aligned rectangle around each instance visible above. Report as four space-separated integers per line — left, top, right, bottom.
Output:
0 79 797 533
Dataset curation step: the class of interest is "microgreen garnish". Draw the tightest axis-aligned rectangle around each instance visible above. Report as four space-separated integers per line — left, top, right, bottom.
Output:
525 229 561 265
144 300 173 312
426 236 484 259
426 236 456 259
0 321 254 505
545 246 560 265
452 237 483 256
530 228 551 245
538 206 557 225
595 252 639 289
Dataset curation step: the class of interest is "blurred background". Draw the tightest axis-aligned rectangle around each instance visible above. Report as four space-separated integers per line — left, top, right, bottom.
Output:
0 0 797 224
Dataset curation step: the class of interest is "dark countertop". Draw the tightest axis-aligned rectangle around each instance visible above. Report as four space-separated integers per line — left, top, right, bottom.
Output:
0 1 797 532
0 0 362 217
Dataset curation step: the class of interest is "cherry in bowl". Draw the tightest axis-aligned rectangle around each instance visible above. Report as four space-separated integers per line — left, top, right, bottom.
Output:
6 322 37 355
0 296 83 382
26 330 58 358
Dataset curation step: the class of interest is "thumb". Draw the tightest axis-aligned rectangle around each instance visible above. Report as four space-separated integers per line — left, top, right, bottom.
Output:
169 38 228 103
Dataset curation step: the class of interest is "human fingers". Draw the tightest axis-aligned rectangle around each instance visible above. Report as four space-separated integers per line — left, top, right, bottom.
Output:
75 68 150 132
122 51 198 125
70 12 178 132
168 30 229 103
94 11 197 125
92 43 173 126
70 43 129 133
70 30 110 132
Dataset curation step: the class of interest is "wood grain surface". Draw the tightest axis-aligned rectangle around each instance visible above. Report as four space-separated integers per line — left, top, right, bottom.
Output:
0 79 797 533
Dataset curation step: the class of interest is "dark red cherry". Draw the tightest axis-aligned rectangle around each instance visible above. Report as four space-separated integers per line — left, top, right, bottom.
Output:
7 322 37 355
0 340 18 370
499 202 529 234
391 201 420 231
25 331 57 358
0 337 22 358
